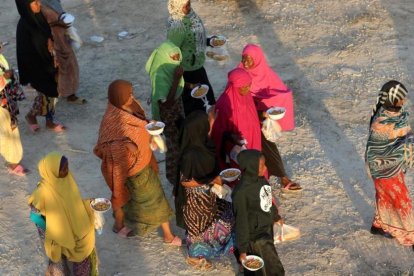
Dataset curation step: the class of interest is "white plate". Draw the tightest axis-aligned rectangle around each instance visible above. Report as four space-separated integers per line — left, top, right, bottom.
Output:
266 107 286 121
62 13 75 24
90 198 111 213
219 168 241 182
191 84 209 99
145 121 165 135
211 35 227 47
242 255 264 271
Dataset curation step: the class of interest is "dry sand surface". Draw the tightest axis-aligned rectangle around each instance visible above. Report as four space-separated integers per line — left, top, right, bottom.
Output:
2 0 414 275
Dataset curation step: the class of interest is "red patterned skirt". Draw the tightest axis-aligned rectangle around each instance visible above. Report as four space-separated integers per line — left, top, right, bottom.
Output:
373 171 414 246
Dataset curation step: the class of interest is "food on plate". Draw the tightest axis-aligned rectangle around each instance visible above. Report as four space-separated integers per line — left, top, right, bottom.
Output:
193 86 208 97
244 259 263 270
92 201 110 212
213 38 226 46
221 170 240 178
206 51 215 58
269 109 284 115
147 124 162 131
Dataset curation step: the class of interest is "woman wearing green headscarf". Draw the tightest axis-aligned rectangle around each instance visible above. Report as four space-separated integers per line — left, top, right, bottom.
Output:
146 41 185 186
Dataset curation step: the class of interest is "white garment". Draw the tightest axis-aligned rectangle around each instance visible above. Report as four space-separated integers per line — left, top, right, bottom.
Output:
0 108 23 164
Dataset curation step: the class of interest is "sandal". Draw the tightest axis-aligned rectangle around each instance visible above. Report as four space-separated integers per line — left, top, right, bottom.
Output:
370 226 393 239
67 95 87 105
282 181 302 192
8 164 28 176
186 257 213 271
164 236 182 246
112 225 136 238
47 123 66 133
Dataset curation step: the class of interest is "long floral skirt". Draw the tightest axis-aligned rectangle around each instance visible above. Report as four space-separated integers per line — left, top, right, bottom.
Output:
184 185 235 259
373 171 414 246
35 226 98 276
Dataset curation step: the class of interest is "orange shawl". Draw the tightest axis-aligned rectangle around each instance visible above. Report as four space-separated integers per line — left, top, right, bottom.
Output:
94 103 157 210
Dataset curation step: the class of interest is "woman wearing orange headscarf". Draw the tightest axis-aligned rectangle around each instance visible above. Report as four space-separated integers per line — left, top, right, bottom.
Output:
28 152 98 275
94 80 181 245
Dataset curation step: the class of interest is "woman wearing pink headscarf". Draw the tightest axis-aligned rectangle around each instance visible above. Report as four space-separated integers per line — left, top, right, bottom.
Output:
238 44 295 131
212 68 302 191
211 69 261 174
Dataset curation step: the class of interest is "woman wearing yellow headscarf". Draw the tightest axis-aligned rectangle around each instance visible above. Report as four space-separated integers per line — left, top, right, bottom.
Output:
28 152 98 275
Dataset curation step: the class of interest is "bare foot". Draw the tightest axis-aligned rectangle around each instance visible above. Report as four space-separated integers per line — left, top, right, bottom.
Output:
25 113 38 125
46 120 66 132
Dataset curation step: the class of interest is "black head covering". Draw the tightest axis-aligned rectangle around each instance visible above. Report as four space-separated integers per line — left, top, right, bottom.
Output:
179 110 217 183
15 0 57 97
16 0 51 36
237 149 262 184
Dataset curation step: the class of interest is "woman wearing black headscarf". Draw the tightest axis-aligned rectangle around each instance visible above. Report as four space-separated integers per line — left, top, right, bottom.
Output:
176 111 234 271
15 0 65 133
233 150 285 275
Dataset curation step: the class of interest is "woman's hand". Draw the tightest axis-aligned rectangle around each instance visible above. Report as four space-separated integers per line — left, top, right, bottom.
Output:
275 218 284 226
239 253 247 263
149 136 158 151
207 106 217 136
3 69 13 80
231 133 245 146
181 178 202 188
211 175 223 186
174 65 184 80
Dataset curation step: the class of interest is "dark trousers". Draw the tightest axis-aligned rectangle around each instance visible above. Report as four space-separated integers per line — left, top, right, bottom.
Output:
261 133 286 177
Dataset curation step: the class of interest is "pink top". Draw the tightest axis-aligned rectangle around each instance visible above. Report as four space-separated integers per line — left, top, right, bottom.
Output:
238 44 295 131
211 68 262 169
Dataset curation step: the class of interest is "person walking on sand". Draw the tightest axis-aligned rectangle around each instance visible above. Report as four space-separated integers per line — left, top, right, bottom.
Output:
232 149 285 275
166 0 218 116
0 42 27 176
15 0 66 133
366 80 414 249
41 0 86 104
94 80 181 245
146 40 185 186
28 152 98 275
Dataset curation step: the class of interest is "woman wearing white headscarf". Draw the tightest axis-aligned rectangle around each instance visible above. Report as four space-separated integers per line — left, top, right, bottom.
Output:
166 0 217 116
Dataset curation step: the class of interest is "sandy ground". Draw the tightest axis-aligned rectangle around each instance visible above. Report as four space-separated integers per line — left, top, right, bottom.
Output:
2 0 414 275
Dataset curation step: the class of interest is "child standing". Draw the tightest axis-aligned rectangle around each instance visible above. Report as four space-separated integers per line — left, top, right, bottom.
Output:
0 42 27 176
232 149 285 275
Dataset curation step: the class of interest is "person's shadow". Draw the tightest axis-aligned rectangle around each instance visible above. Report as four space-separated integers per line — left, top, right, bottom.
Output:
232 0 374 224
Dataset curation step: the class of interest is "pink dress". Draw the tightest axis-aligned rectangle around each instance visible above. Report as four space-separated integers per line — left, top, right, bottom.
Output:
211 68 262 171
238 44 295 131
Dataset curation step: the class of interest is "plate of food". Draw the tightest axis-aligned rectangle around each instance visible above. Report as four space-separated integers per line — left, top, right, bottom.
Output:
145 121 165 135
242 255 264 271
90 198 111 213
191 84 209 99
211 35 227 47
266 107 286 121
219 168 241 182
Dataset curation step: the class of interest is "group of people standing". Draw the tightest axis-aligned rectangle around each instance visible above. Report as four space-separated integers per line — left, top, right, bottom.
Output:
2 0 414 275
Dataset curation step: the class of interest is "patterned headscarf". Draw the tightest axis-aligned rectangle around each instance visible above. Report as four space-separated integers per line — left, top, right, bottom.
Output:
370 80 408 126
168 0 188 21
167 0 206 55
